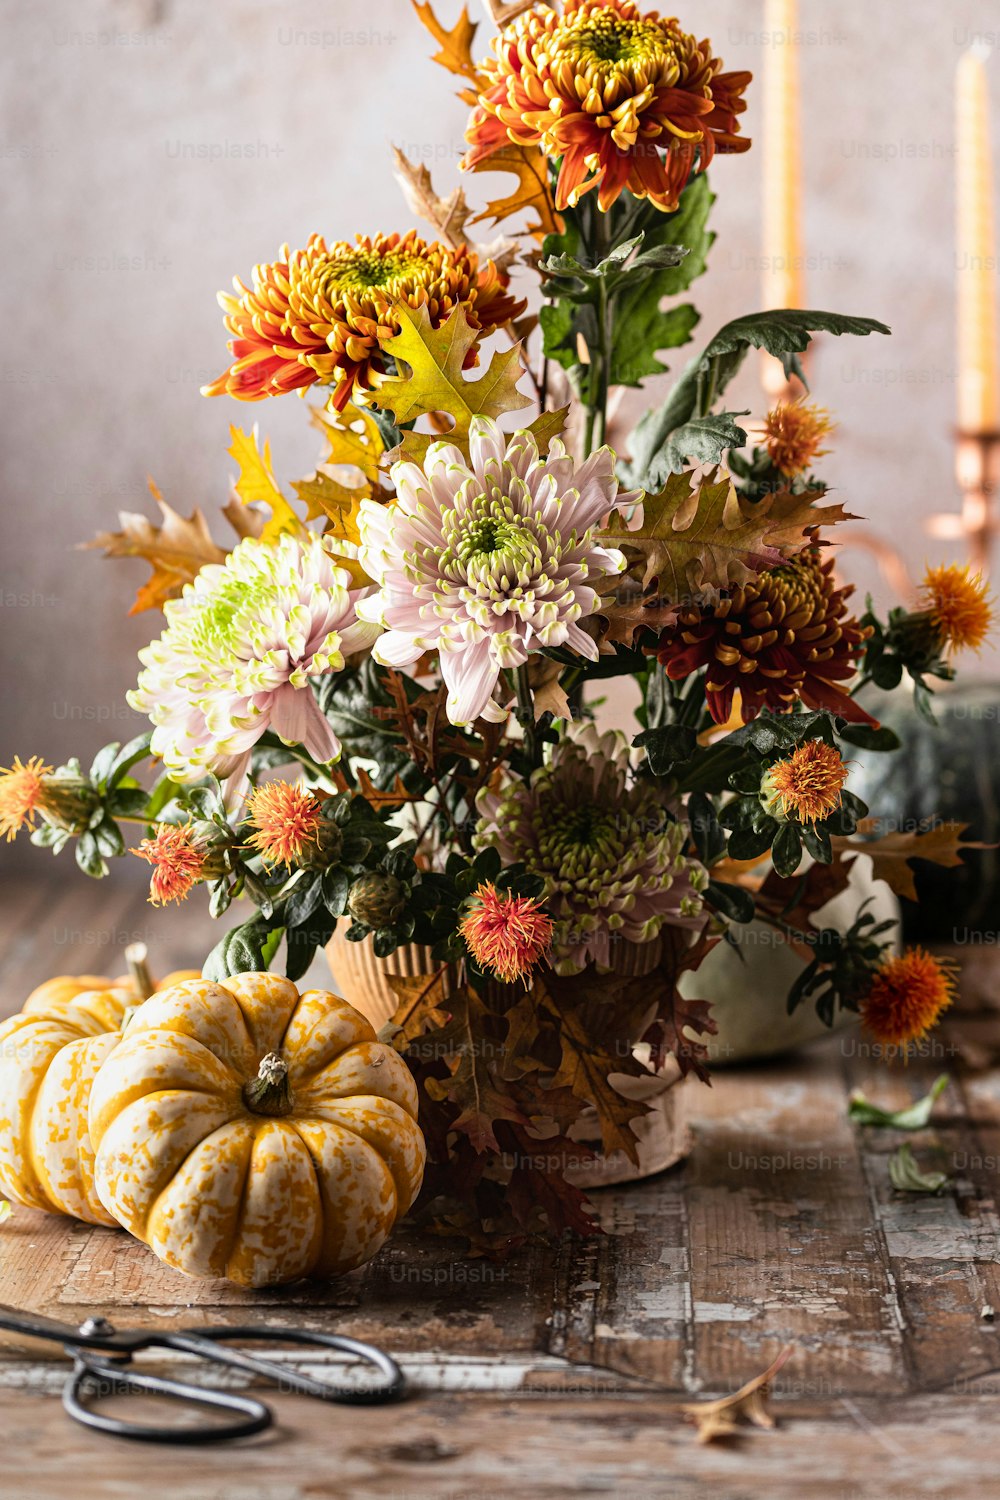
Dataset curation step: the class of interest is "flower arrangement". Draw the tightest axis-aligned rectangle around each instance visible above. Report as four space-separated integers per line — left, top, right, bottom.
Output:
5 0 993 1247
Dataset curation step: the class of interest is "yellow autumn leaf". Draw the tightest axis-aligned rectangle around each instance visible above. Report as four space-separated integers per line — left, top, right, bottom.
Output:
290 469 365 546
364 303 531 463
600 469 833 600
228 425 305 544
310 400 386 490
411 0 482 83
468 142 563 239
82 479 228 615
682 1346 795 1444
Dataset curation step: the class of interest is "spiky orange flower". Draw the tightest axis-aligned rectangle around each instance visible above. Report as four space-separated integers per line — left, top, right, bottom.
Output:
763 401 834 477
761 739 849 824
132 823 205 906
463 0 751 213
860 947 957 1052
918 564 993 656
202 230 525 410
0 756 52 841
244 781 323 866
656 549 875 726
460 882 553 986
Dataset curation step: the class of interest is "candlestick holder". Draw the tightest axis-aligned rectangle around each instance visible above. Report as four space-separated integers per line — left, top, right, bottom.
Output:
926 431 1000 575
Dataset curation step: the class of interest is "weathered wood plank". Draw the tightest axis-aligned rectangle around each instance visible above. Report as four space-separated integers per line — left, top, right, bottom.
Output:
684 1043 907 1395
1 1390 997 1500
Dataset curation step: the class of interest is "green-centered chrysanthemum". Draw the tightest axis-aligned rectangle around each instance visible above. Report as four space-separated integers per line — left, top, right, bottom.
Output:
475 722 707 974
202 230 525 409
128 534 379 787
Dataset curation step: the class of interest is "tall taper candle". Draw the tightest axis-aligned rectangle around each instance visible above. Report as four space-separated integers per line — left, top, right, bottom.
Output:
762 0 803 310
956 49 999 434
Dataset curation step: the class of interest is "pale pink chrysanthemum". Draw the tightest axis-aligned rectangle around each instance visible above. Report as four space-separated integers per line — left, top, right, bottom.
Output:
356 417 631 727
460 881 553 985
127 534 378 788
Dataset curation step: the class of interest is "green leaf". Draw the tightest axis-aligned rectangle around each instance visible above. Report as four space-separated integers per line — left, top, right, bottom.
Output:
688 792 727 866
610 303 698 389
888 1142 949 1194
705 879 756 924
106 732 154 789
633 723 697 776
837 723 901 752
849 1073 950 1130
771 822 804 878
622 308 890 487
0 1200 11 1225
636 411 749 485
75 830 108 879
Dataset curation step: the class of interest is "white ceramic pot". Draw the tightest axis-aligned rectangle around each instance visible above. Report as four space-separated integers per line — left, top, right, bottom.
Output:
679 853 901 1065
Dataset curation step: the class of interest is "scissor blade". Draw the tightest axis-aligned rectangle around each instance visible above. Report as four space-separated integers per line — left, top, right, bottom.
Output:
0 1302 84 1346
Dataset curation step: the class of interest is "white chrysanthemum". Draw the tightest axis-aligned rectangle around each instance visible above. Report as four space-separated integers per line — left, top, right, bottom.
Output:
476 722 708 975
128 533 378 785
357 416 630 726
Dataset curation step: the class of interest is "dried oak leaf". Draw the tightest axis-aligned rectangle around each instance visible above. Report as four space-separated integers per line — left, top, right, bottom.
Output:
643 926 721 1083
600 469 838 599
467 142 564 239
366 304 531 465
83 478 228 615
411 0 482 84
423 987 529 1154
386 969 452 1050
682 1345 795 1443
502 1122 600 1237
392 146 475 250
833 819 993 904
538 980 651 1164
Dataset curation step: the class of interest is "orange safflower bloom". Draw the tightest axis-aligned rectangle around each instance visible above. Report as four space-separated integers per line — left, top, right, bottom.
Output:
860 948 957 1053
761 740 849 825
763 401 834 478
918 564 993 656
202 231 525 409
132 823 206 906
244 781 323 866
460 882 553 985
0 756 53 841
463 0 751 213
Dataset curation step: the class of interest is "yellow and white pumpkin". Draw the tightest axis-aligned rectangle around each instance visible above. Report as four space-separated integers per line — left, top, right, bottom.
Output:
0 965 199 1224
88 974 426 1288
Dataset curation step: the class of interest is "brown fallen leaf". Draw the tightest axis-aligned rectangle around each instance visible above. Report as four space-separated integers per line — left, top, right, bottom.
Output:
833 819 993 904
681 1345 795 1444
83 478 228 614
392 146 474 250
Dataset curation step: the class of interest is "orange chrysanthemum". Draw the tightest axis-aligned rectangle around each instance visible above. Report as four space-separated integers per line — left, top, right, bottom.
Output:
0 756 52 841
763 401 834 478
761 739 849 825
656 548 875 726
460 882 553 986
244 781 323 866
918 564 993 656
463 0 751 213
860 947 957 1052
132 823 205 906
202 230 525 410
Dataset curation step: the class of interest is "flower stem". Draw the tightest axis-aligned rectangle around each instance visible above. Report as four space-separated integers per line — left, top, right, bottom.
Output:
513 665 540 770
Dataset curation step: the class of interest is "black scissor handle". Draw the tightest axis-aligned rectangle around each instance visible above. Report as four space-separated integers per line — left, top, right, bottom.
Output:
167 1327 407 1405
64 1352 273 1445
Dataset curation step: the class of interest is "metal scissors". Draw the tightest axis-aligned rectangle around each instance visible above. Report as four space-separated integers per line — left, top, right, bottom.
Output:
0 1301 405 1444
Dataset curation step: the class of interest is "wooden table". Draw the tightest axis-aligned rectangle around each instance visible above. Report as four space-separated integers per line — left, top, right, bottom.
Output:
2 872 1000 1499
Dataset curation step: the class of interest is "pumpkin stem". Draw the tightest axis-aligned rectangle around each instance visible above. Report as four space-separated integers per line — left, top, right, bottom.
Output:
125 942 156 1001
243 1052 295 1117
